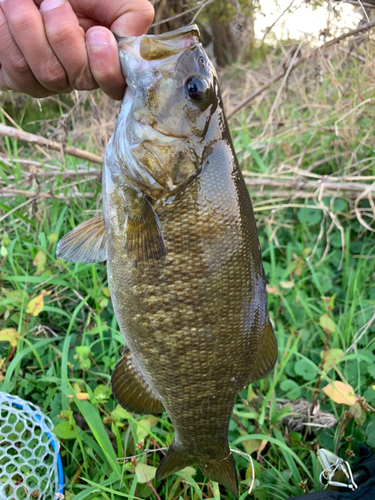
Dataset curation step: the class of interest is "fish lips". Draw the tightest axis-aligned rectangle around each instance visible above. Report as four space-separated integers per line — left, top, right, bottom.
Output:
117 25 200 90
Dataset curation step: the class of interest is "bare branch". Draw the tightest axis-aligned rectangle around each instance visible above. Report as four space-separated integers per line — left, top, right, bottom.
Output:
228 19 375 118
0 124 103 165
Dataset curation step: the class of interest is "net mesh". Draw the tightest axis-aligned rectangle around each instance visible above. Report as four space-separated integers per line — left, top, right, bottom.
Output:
0 392 60 499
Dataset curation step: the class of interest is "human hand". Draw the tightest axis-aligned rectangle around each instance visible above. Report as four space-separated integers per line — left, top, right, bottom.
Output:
0 0 154 99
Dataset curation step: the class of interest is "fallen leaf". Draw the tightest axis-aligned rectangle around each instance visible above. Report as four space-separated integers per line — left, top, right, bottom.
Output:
248 386 257 403
136 419 151 442
135 463 156 484
257 439 268 460
180 466 196 477
280 280 294 289
0 328 18 347
33 249 46 274
319 313 336 333
26 290 51 316
322 381 357 406
242 438 263 455
67 392 90 400
47 232 58 243
266 285 279 295
322 348 344 372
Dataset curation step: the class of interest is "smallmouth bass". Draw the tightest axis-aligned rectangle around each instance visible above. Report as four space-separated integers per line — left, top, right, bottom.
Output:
57 25 277 497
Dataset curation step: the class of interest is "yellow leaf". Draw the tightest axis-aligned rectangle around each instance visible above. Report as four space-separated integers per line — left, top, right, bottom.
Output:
67 392 90 400
319 313 336 333
257 439 268 460
322 381 357 406
47 232 58 243
266 285 279 295
248 386 257 402
33 249 46 274
0 328 18 347
280 280 294 289
26 290 51 316
321 348 344 372
242 438 263 455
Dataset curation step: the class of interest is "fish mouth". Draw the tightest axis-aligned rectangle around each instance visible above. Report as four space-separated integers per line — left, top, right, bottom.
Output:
116 25 200 90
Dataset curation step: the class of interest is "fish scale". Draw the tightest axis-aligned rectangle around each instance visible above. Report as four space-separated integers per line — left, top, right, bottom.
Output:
57 24 277 497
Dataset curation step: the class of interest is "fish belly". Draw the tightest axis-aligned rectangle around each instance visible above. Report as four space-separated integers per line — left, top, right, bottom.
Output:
105 141 276 495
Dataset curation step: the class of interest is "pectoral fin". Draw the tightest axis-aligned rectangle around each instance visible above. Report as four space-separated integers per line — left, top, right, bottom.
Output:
125 197 166 269
111 347 164 414
56 215 107 264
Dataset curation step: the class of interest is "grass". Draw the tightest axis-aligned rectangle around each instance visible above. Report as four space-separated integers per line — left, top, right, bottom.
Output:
1 32 375 500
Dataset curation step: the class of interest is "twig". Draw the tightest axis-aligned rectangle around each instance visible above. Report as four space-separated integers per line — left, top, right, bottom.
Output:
0 196 36 223
0 124 103 164
262 0 296 42
151 0 216 28
191 0 217 23
346 310 375 353
0 188 96 200
230 449 255 494
244 177 375 197
228 19 375 118
4 169 101 181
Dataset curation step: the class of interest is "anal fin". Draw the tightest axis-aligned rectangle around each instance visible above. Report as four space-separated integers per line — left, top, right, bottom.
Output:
111 347 164 414
56 215 107 264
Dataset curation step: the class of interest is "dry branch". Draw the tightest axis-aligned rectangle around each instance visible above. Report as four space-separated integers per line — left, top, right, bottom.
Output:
244 176 375 198
228 19 375 118
0 124 103 165
0 188 96 200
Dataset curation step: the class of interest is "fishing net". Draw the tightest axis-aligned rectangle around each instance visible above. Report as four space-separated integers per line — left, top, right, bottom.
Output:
0 392 63 499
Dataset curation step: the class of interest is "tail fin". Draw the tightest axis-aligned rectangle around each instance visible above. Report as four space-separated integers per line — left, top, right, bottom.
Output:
155 440 238 498
155 440 191 481
200 452 238 498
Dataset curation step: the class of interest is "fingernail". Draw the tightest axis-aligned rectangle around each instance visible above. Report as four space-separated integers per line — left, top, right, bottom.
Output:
40 0 65 13
87 29 109 46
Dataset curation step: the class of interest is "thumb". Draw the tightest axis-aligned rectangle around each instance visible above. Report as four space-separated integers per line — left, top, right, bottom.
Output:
110 0 154 37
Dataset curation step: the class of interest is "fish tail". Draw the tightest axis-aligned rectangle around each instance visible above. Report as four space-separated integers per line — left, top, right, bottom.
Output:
156 440 238 498
199 450 238 498
155 440 191 481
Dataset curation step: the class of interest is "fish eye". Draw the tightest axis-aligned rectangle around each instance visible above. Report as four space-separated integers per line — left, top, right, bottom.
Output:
185 76 209 100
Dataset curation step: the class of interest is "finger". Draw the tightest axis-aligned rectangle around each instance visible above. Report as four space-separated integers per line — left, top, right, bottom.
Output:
40 0 97 90
0 4 55 97
109 0 155 37
69 0 154 37
86 27 125 100
0 0 70 93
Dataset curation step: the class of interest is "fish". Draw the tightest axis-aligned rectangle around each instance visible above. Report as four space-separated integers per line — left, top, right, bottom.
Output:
57 24 278 497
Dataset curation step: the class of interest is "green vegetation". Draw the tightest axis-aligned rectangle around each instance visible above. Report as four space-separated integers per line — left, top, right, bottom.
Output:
1 38 375 500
